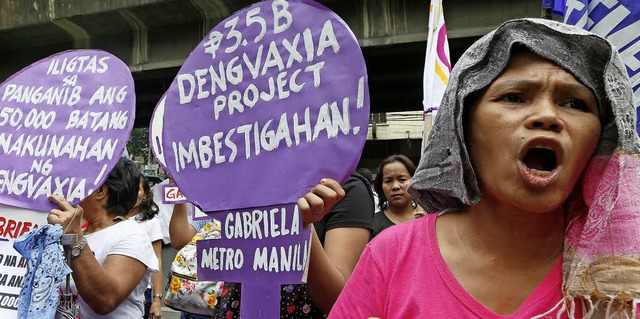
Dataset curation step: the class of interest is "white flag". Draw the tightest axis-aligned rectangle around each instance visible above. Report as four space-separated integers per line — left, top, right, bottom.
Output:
423 0 451 147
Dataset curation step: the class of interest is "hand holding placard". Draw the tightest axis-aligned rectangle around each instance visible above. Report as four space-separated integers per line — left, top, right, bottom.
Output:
0 50 134 319
0 50 135 211
151 1 368 317
297 178 346 226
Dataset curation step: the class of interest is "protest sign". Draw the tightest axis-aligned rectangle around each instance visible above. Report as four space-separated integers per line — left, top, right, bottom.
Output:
162 185 189 204
0 50 135 211
161 184 209 218
196 204 312 318
149 0 369 317
150 0 369 212
0 204 48 318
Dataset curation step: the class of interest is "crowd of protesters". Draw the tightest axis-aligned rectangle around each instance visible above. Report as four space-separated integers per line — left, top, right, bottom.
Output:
16 15 640 319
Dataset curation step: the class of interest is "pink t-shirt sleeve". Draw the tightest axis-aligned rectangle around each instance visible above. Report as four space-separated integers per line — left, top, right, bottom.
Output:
328 228 399 319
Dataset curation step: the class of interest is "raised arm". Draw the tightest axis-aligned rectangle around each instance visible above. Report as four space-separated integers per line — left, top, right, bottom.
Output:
169 203 197 250
298 178 374 312
47 195 148 315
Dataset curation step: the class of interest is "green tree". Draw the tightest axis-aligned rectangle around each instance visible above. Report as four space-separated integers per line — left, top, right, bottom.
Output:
127 127 151 162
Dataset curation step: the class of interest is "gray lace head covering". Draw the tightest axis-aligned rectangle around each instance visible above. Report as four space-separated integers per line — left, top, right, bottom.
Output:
408 18 636 213
408 18 640 317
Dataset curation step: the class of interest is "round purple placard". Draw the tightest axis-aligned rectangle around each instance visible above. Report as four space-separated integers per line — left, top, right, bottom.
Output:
151 0 369 212
0 50 135 211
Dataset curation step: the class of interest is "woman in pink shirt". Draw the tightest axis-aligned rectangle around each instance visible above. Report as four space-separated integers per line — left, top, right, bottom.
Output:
330 18 640 319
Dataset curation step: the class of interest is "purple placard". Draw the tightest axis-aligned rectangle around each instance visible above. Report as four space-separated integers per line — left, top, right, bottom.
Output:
150 0 369 317
0 50 135 211
197 203 312 318
150 0 369 212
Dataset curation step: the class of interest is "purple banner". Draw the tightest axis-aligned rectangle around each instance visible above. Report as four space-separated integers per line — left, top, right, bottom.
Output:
0 50 135 211
150 0 369 316
197 203 311 318
149 0 369 213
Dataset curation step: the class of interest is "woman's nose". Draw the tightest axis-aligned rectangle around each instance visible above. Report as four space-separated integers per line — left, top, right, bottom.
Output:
524 99 564 132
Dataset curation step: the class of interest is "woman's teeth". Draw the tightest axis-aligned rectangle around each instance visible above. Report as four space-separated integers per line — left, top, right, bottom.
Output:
529 168 551 176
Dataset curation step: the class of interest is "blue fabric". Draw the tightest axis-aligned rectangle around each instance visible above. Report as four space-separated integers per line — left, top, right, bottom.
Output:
13 224 71 319
189 218 210 232
542 0 566 15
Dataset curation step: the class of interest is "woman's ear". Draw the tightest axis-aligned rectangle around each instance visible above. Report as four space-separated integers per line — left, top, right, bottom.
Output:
94 184 108 201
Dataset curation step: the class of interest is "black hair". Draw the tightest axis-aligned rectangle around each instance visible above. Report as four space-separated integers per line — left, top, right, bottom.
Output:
135 175 159 221
103 157 141 216
355 167 374 184
373 154 416 211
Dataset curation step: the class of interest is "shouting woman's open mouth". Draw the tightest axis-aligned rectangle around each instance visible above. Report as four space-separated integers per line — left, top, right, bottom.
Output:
519 138 563 187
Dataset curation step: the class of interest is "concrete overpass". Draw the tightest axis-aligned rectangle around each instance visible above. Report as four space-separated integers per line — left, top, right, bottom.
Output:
0 0 542 164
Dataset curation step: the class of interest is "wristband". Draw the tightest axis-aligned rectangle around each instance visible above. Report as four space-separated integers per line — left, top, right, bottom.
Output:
153 293 163 299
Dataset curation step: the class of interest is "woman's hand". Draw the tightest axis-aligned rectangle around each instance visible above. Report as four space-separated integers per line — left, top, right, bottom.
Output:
47 194 83 234
149 298 162 319
297 178 345 227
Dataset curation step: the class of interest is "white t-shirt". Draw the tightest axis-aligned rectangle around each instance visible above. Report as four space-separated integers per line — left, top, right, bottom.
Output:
151 179 173 244
134 214 162 289
73 219 159 318
135 214 163 243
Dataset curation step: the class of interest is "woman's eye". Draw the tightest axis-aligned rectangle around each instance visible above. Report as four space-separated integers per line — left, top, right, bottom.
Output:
561 100 589 111
499 94 525 103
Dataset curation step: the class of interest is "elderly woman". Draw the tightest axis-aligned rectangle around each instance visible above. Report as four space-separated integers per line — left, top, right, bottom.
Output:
329 18 640 318
48 157 159 318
